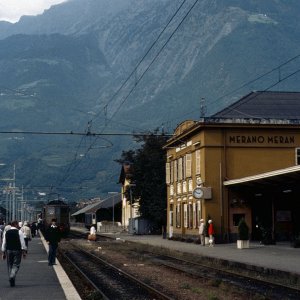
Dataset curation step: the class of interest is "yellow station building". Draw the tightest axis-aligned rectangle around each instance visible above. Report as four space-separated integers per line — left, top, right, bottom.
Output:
164 91 300 243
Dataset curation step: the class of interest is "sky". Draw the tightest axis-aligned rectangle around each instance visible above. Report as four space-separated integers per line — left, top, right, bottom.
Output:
0 0 68 23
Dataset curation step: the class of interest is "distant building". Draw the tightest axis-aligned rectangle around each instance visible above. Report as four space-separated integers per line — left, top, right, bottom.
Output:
164 91 300 243
118 162 140 232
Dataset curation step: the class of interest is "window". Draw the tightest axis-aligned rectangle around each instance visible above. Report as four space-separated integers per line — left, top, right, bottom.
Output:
188 179 193 192
195 150 201 174
169 204 174 226
186 153 192 177
296 148 300 165
182 156 186 179
176 203 181 228
174 159 177 182
165 162 170 184
196 201 201 228
182 180 187 193
183 203 188 228
178 157 183 180
233 214 245 226
188 202 193 228
170 161 174 183
193 203 196 228
170 184 174 196
177 182 181 194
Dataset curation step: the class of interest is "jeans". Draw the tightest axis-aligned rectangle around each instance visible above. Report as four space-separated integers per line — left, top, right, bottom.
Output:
200 234 205 246
48 244 58 265
6 250 22 280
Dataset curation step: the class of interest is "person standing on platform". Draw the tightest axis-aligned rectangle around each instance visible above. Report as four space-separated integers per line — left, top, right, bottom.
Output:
208 219 215 247
21 221 32 251
45 218 61 266
199 219 205 246
1 220 27 287
88 225 96 241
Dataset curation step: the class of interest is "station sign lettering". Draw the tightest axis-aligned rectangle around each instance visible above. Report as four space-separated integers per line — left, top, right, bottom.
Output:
229 135 295 144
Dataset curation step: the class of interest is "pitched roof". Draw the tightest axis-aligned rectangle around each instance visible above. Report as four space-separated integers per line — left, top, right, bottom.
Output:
71 194 122 216
212 91 300 120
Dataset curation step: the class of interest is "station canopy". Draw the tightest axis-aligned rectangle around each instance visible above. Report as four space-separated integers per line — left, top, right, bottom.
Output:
223 165 300 191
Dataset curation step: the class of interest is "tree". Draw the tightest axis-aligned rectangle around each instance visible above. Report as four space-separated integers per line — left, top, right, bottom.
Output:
238 218 249 240
115 131 168 230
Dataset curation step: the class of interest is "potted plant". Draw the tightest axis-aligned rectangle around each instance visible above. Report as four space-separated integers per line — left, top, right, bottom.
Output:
237 218 249 249
292 234 300 248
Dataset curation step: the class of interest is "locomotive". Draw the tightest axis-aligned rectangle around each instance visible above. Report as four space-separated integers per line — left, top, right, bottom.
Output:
43 200 70 235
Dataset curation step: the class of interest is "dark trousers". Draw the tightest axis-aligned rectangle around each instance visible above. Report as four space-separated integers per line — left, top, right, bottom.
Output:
6 250 22 280
24 238 29 249
48 244 58 265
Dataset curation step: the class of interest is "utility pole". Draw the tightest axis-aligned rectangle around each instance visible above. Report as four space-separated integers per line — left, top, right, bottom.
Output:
12 164 16 220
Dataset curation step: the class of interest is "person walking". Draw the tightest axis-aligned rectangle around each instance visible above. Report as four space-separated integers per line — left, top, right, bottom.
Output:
21 221 32 250
208 219 215 247
45 218 61 266
31 222 37 237
199 219 205 246
1 220 27 287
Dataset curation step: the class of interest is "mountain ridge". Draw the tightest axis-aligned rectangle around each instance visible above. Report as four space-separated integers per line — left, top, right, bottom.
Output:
0 0 300 200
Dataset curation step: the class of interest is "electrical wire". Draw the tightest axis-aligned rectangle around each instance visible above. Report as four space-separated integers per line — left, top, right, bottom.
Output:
55 0 199 189
154 53 300 131
90 0 188 123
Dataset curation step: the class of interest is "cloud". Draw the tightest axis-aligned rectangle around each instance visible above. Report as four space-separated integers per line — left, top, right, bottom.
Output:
0 0 68 23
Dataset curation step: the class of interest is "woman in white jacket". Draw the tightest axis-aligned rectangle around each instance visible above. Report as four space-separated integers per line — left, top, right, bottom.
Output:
21 221 32 250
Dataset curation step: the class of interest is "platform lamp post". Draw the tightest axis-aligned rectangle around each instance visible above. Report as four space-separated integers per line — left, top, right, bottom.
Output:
108 192 120 231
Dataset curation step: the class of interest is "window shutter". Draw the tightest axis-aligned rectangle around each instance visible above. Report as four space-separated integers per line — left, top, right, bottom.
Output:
195 150 201 174
166 162 170 184
178 158 183 181
186 153 192 177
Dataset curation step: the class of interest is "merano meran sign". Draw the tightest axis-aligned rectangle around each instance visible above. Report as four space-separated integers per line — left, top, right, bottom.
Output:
229 135 295 145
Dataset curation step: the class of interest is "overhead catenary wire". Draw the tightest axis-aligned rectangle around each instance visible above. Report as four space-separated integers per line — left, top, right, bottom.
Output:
90 0 188 123
156 53 300 131
56 0 199 189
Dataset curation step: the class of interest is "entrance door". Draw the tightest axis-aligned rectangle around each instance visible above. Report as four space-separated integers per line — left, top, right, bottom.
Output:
251 197 273 241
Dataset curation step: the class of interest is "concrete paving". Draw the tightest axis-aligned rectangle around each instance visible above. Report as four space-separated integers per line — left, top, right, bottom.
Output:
0 233 81 300
83 228 300 280
120 234 300 275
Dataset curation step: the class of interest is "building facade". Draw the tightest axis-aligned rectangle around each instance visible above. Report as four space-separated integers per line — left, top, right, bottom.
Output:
164 92 300 243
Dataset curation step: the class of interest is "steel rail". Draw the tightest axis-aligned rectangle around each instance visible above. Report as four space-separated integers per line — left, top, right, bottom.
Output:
61 250 109 300
148 253 300 299
62 242 174 300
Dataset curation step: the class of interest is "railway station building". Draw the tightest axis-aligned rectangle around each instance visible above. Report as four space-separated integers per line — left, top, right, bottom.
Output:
164 91 300 244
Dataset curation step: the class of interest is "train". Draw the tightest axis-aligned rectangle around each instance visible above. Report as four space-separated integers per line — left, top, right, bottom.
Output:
42 200 70 235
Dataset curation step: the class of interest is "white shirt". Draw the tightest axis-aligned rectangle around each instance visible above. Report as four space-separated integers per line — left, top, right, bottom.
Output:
1 226 27 252
199 223 205 235
90 226 96 235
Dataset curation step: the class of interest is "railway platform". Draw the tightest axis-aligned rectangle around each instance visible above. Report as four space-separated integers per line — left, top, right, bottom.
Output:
72 226 300 280
0 233 80 300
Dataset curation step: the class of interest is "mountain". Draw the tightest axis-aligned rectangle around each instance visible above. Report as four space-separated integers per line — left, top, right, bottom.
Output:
0 0 300 201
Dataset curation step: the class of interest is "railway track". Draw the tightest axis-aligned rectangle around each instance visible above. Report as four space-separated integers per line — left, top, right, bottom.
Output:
145 253 300 300
60 242 174 300
66 230 300 299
